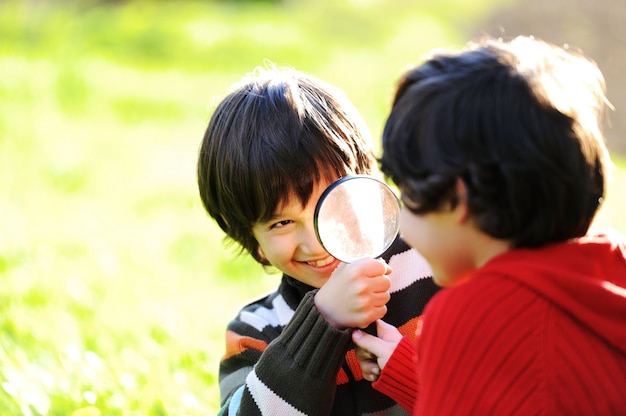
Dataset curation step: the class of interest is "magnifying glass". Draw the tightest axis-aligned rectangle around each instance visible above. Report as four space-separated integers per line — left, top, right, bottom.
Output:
314 175 401 263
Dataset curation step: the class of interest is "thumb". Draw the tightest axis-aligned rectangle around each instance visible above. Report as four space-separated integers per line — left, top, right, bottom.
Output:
376 319 403 343
352 328 388 358
353 319 402 371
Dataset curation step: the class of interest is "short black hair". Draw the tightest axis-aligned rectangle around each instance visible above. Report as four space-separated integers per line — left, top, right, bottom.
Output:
381 36 610 247
198 67 377 263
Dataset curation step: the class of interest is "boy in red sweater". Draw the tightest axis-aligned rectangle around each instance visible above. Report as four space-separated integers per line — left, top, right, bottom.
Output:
352 35 626 415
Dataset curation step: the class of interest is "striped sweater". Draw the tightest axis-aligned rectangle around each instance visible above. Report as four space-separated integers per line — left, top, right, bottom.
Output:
218 237 439 415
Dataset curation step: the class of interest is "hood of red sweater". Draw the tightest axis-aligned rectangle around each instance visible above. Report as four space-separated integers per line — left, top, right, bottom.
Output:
478 229 626 355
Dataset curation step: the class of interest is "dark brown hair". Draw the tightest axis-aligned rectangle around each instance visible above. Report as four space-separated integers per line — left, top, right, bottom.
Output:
198 67 377 263
381 36 611 247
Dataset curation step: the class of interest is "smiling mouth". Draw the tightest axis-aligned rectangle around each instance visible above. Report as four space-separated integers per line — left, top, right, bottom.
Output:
306 257 336 267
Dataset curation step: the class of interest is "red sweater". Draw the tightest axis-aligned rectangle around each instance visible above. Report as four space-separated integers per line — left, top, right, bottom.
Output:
374 230 626 415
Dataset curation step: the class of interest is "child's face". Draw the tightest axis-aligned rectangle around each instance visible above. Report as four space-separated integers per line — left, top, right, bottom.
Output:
399 204 474 287
252 179 342 288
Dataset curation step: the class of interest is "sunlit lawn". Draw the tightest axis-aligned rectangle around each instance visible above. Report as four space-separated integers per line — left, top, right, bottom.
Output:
0 0 624 414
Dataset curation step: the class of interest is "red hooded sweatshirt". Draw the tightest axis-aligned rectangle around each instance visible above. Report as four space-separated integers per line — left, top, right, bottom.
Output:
374 230 626 415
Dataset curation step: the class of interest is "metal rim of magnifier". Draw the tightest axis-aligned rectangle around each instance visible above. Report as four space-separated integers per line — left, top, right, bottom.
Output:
313 175 400 262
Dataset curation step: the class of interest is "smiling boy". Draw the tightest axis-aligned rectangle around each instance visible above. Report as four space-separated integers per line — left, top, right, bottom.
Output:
197 66 438 415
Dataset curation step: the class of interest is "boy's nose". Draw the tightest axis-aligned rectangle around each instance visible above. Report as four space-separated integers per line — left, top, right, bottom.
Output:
299 223 325 253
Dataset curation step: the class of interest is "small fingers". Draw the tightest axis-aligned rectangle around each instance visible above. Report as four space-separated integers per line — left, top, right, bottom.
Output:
360 359 381 382
355 346 381 382
355 346 375 361
378 259 392 275
368 365 380 382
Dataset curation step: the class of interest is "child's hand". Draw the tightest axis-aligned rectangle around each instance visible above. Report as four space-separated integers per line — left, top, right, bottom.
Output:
352 320 402 381
314 258 391 329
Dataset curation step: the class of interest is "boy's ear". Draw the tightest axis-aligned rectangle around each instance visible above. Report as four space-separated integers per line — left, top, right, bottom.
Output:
257 246 267 263
454 177 471 223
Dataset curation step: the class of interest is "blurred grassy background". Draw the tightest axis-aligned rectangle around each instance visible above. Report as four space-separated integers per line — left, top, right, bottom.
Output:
1 0 624 414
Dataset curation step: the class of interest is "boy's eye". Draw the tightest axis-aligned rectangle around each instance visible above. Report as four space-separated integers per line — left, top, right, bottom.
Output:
270 219 293 230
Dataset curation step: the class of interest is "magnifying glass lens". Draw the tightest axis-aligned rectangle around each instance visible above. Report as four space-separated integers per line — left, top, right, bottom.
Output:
314 176 400 263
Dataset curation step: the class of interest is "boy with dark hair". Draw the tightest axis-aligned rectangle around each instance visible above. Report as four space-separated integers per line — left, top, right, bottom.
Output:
197 67 438 415
352 36 626 415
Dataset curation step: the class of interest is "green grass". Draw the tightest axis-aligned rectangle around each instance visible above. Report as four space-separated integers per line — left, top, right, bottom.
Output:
0 0 623 414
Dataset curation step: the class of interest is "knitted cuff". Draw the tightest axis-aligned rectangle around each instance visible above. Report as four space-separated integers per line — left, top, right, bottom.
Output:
279 291 353 381
372 336 418 412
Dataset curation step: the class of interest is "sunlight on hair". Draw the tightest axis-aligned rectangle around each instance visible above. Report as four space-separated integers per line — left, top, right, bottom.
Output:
510 36 609 137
